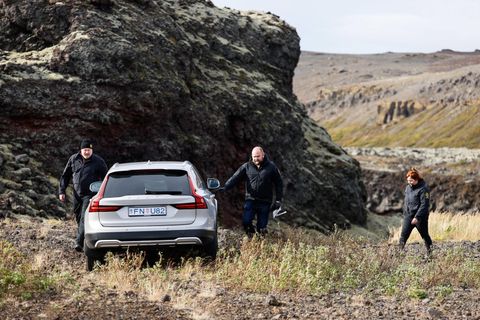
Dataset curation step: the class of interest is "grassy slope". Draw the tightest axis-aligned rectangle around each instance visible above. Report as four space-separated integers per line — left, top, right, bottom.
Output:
323 102 480 148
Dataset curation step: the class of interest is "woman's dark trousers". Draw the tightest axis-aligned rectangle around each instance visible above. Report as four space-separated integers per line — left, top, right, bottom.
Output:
399 215 433 252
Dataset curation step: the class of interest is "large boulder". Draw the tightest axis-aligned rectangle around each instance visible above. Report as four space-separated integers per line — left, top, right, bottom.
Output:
0 0 367 230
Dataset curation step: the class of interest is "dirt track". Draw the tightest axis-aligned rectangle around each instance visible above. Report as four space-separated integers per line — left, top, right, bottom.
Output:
1 215 479 320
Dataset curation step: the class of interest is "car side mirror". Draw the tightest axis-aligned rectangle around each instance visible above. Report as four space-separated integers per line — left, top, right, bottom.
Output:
89 181 103 194
206 178 220 190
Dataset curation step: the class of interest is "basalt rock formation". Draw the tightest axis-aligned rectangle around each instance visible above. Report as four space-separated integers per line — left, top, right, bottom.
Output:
0 0 367 230
376 100 425 125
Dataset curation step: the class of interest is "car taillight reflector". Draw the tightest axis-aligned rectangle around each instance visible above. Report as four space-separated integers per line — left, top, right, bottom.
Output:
88 198 123 212
88 175 123 212
174 177 208 210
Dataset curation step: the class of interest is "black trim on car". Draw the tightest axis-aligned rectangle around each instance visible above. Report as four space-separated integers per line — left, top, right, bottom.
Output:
85 229 216 250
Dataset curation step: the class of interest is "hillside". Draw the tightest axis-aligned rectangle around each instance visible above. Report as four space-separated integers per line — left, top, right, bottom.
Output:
294 51 480 148
0 0 367 231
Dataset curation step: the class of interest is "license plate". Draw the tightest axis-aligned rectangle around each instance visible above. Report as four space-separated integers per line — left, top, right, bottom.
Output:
128 207 167 217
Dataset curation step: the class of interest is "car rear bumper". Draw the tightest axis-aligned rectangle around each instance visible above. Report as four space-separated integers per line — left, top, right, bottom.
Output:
85 229 216 250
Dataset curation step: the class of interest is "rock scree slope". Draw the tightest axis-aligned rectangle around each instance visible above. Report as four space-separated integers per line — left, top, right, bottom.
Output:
0 0 367 230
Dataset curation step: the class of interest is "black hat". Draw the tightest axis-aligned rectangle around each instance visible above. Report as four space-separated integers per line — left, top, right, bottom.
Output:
80 139 94 149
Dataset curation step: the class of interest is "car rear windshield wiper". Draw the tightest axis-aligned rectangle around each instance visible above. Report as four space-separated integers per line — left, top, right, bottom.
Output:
144 189 183 195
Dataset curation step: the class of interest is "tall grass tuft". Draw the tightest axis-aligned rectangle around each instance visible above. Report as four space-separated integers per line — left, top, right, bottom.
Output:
92 251 209 301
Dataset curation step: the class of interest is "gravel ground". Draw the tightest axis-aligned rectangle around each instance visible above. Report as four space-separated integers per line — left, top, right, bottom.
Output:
1 215 479 320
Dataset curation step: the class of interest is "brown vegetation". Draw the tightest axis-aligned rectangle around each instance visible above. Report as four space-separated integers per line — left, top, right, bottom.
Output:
1 214 479 319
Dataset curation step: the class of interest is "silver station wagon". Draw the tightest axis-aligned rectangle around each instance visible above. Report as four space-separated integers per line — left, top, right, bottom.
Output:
84 161 220 271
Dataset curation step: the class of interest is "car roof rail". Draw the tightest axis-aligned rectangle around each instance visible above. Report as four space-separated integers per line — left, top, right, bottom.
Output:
112 162 119 168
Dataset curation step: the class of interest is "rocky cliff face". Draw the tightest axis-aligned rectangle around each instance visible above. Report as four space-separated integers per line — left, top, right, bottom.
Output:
347 147 480 215
0 0 367 230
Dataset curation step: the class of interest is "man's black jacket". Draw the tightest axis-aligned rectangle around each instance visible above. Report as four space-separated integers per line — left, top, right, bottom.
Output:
59 153 108 197
224 156 283 203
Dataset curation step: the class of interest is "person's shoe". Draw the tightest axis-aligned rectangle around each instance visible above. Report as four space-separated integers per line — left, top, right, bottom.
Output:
258 228 268 237
74 244 83 252
425 244 433 256
244 224 255 236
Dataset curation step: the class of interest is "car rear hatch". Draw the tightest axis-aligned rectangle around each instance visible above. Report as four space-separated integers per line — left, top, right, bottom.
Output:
94 169 201 227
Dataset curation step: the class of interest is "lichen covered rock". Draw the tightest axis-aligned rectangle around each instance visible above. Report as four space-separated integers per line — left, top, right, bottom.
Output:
0 0 366 229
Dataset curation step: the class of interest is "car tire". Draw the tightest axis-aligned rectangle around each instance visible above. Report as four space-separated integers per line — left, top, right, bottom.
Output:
86 254 96 272
84 241 105 271
203 232 218 260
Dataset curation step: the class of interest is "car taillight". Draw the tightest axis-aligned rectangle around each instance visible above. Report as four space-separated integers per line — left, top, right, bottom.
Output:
174 177 207 210
88 198 123 212
88 176 123 213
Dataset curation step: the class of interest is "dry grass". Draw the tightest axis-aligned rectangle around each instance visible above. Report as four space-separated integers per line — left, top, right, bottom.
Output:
0 240 64 301
389 212 480 243
1 215 479 306
214 230 480 297
82 224 480 301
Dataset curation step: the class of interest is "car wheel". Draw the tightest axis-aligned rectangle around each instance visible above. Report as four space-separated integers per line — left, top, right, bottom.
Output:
84 241 105 271
86 254 96 272
203 232 218 260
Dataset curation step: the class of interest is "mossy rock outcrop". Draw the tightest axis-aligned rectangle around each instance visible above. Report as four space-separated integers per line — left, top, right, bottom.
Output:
0 0 367 230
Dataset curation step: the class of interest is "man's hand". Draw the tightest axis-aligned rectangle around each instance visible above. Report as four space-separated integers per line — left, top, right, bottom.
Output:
213 187 225 193
59 194 66 202
411 217 419 225
271 201 281 211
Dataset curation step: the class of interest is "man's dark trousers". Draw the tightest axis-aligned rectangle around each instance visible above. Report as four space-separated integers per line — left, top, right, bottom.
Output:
73 194 92 248
243 199 270 234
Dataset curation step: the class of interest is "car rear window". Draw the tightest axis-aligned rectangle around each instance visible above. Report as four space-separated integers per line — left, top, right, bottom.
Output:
103 170 191 198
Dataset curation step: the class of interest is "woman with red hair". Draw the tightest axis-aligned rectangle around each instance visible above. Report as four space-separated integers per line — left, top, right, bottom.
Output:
399 168 433 253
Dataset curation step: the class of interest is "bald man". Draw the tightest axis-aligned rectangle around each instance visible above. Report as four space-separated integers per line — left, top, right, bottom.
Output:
224 146 283 236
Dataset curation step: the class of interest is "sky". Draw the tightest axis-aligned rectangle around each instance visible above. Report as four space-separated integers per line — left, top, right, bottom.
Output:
211 0 480 54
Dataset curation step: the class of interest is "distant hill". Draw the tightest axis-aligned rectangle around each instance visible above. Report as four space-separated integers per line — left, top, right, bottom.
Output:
294 51 480 148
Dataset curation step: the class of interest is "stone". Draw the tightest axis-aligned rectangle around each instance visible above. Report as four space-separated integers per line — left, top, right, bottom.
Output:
12 168 32 181
427 307 443 318
15 154 30 164
266 295 281 306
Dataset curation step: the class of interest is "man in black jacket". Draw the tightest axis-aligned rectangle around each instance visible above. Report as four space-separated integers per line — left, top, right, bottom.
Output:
59 139 108 252
224 146 283 236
